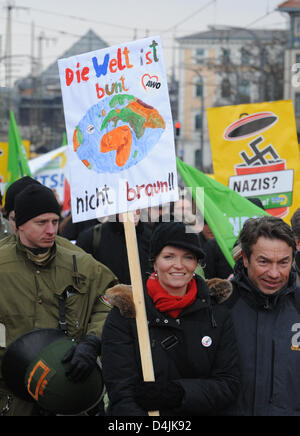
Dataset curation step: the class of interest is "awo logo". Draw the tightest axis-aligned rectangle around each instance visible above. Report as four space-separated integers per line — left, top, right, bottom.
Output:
291 323 300 351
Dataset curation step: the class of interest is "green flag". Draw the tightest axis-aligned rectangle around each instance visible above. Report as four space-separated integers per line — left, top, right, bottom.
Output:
176 158 269 268
6 110 32 190
61 132 67 146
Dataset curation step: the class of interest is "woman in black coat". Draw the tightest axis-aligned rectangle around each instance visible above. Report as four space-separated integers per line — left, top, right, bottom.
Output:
101 222 240 416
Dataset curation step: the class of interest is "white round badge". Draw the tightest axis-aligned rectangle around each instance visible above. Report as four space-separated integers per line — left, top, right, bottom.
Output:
201 336 212 347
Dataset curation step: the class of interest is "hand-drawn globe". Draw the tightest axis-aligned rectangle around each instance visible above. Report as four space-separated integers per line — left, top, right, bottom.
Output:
73 94 166 173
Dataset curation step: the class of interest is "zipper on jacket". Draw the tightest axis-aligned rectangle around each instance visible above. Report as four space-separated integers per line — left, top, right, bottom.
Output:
269 340 275 403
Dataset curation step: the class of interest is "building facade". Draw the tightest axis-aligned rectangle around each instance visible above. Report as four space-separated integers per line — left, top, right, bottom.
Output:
278 0 300 137
16 30 109 152
176 27 287 171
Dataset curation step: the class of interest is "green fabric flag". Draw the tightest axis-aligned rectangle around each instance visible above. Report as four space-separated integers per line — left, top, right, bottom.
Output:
176 158 269 268
6 110 32 190
61 132 67 146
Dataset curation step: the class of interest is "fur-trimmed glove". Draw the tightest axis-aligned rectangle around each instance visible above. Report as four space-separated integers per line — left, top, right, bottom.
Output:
134 381 184 411
62 335 101 382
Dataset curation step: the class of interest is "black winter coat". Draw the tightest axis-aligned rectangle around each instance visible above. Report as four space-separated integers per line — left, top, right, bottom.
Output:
203 238 233 279
101 276 241 416
76 221 152 285
225 259 300 416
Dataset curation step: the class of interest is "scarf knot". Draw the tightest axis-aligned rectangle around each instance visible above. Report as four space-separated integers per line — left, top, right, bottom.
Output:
147 272 197 318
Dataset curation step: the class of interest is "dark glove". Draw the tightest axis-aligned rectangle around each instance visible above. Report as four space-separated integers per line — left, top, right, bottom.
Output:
134 381 184 411
61 335 101 383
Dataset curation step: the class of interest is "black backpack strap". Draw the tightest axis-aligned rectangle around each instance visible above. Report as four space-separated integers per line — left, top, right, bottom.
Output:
159 333 193 377
92 223 102 257
57 290 68 334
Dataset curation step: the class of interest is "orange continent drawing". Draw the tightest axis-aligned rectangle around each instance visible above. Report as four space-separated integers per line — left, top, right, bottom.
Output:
73 129 81 151
73 95 166 173
100 125 133 167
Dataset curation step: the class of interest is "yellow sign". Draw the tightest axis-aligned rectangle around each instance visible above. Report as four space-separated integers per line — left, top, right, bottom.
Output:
207 100 300 223
0 140 30 183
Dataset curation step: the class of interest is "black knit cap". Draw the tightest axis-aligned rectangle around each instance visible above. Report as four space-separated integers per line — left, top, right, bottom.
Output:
4 176 41 217
150 221 205 261
15 184 61 228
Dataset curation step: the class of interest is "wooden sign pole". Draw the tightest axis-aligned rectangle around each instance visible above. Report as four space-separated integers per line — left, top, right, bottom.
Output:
122 211 159 417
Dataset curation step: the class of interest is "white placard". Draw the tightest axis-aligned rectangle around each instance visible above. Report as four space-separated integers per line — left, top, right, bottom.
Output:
58 36 178 222
228 169 294 197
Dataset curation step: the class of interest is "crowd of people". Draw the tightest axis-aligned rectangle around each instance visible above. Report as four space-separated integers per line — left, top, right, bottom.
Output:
1 176 300 416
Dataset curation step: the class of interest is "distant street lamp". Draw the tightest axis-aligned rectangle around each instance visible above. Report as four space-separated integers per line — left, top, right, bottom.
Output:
198 74 204 171
185 64 205 171
193 71 204 171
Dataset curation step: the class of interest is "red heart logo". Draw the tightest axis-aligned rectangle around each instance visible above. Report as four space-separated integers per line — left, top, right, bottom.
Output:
141 73 159 90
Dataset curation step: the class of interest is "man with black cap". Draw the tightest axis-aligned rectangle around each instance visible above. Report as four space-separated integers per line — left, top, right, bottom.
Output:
1 176 89 254
0 183 118 416
3 176 41 232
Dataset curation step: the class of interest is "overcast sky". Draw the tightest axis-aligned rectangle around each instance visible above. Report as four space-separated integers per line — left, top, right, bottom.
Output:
0 0 289 84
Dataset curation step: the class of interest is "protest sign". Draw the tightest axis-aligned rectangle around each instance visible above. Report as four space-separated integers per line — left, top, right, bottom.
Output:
0 140 30 183
58 37 178 416
29 145 68 203
58 36 178 223
207 100 300 223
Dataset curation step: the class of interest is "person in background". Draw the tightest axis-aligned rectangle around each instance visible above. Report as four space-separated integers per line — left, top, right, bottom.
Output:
3 176 41 234
290 207 300 285
59 213 99 242
76 210 152 285
0 193 13 239
203 238 233 280
204 197 265 279
199 219 214 247
101 221 240 416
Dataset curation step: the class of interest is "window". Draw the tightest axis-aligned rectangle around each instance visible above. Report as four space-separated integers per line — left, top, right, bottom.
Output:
295 17 300 37
238 80 250 103
239 80 250 95
195 114 202 130
195 82 203 98
241 48 250 65
295 93 300 114
195 49 205 64
221 48 231 64
195 149 202 169
296 53 300 64
221 78 231 98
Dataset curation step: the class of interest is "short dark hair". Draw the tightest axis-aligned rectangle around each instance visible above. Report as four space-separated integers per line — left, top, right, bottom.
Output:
238 216 296 260
291 208 300 239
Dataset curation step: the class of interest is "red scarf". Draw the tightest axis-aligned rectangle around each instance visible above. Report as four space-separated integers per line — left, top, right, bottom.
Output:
146 272 198 318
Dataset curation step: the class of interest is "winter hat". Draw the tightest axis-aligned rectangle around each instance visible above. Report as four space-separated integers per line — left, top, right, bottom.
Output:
15 184 61 228
150 221 205 261
4 176 41 217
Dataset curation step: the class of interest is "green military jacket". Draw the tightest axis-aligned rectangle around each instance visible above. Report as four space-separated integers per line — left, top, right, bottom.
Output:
0 235 118 415
0 214 13 240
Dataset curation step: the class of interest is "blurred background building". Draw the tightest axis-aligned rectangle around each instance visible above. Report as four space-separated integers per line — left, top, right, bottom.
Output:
176 26 287 171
